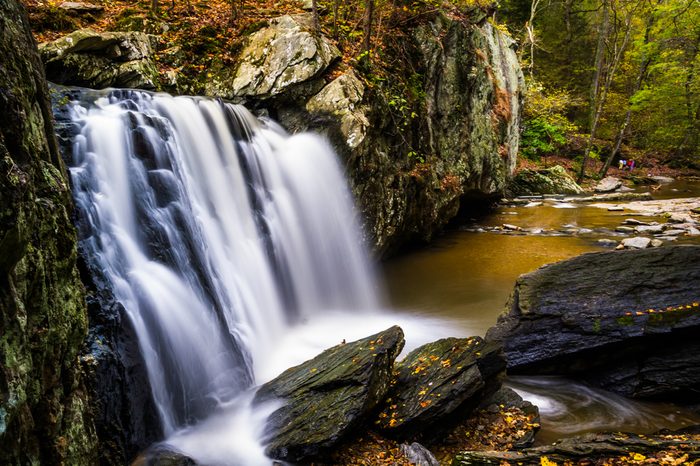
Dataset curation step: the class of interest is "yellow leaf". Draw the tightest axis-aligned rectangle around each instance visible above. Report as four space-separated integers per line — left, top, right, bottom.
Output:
630 452 646 462
540 456 558 466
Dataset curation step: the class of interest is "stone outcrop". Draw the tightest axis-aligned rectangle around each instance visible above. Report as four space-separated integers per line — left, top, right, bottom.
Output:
255 326 405 463
207 14 340 101
486 245 700 401
454 428 700 465
377 337 505 439
39 28 159 89
0 0 97 463
508 165 584 196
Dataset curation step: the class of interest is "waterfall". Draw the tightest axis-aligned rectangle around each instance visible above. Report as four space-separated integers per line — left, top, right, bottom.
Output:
67 89 456 464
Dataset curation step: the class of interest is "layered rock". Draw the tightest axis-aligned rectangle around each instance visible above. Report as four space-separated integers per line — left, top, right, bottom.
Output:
0 0 97 463
377 337 505 439
486 245 700 401
39 28 159 89
255 326 405 463
454 429 700 464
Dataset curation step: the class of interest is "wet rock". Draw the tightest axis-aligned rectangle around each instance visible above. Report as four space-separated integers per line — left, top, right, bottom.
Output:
0 0 98 463
689 226 700 236
134 446 197 466
508 166 584 196
597 239 618 247
39 29 159 89
376 337 505 439
594 176 623 193
399 442 439 466
255 326 404 463
607 206 624 211
453 429 700 465
502 223 521 231
615 226 635 233
650 239 664 248
225 15 340 100
651 175 674 184
486 246 700 401
623 218 649 226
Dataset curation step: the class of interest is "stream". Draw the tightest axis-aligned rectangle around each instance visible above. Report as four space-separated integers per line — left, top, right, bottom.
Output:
383 179 700 443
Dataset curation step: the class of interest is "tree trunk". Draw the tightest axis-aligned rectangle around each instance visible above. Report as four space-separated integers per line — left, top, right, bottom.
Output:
578 0 609 183
362 0 375 55
599 7 657 177
151 0 158 15
333 0 339 38
312 0 320 33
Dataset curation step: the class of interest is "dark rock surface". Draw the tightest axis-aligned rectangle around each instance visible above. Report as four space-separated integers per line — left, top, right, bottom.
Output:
132 445 197 466
255 326 405 463
479 386 540 448
486 245 700 401
0 0 97 463
399 442 440 466
453 429 700 464
377 337 505 439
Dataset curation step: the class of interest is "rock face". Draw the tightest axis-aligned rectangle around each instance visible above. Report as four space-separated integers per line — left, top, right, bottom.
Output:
377 337 505 438
255 326 405 463
0 1 97 464
208 14 340 100
39 28 159 89
508 165 584 196
486 245 700 401
340 17 524 255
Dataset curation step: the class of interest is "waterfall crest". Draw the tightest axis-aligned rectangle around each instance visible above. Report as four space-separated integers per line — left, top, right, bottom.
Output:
68 90 381 436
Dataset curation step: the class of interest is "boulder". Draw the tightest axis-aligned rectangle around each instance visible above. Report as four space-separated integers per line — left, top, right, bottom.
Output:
59 2 104 13
223 14 340 100
508 166 584 196
133 446 197 466
255 326 404 463
39 29 159 89
399 442 439 466
376 337 505 438
454 429 700 465
486 246 700 401
620 236 651 249
306 70 369 149
594 176 623 193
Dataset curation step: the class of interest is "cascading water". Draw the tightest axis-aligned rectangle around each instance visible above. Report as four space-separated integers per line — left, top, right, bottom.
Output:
67 89 456 464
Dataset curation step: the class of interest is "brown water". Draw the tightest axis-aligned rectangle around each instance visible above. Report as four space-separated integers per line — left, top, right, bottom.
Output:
382 179 700 441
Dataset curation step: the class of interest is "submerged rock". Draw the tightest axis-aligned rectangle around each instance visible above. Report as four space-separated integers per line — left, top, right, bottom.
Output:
486 245 700 401
39 29 159 89
376 337 505 439
255 326 404 463
508 166 584 196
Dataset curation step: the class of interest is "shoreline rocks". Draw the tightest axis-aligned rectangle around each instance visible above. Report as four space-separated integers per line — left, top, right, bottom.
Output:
486 245 700 401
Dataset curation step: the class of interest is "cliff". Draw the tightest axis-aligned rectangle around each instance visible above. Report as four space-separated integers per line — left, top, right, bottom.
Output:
0 0 97 463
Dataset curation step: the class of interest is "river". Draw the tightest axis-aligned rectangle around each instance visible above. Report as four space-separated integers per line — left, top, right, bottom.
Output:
383 178 700 443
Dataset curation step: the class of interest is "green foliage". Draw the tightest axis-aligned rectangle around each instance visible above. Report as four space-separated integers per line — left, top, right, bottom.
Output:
520 117 566 160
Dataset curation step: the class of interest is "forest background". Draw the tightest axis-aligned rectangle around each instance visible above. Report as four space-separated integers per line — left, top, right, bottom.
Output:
25 0 700 181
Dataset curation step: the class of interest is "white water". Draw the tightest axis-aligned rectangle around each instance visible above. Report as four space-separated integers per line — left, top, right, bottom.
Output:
68 90 459 464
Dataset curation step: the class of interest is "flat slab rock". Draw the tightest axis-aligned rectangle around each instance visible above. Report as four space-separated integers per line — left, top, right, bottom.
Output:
376 336 505 439
453 429 700 464
486 245 700 401
254 326 404 463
